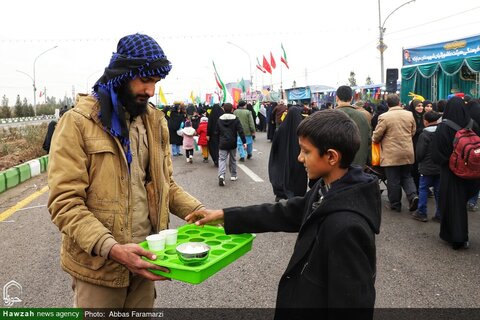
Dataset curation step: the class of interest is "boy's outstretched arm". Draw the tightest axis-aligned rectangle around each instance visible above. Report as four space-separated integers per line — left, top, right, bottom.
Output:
185 209 225 226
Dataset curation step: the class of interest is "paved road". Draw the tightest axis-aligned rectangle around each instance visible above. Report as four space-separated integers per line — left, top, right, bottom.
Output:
0 131 479 310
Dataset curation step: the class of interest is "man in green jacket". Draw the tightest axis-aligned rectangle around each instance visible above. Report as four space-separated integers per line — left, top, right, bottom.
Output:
234 100 256 161
48 33 204 308
335 85 371 167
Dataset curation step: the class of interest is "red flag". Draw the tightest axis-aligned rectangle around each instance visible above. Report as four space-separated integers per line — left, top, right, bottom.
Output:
256 57 266 73
270 51 276 69
262 55 272 74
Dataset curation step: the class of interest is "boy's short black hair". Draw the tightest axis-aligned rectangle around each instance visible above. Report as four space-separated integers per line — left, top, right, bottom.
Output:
223 103 233 113
424 111 441 123
335 85 353 103
297 109 360 168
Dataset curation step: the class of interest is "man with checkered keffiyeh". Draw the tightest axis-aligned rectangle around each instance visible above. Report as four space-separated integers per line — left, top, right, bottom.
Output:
47 34 205 307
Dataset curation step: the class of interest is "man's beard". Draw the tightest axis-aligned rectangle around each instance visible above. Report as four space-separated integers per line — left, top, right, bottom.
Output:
117 83 149 117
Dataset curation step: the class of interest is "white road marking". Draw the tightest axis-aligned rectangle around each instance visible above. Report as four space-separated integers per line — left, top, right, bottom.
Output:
15 204 47 211
238 164 264 182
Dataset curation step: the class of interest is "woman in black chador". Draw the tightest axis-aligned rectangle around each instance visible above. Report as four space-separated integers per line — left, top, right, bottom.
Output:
167 105 185 156
268 106 307 201
432 97 480 249
207 104 224 167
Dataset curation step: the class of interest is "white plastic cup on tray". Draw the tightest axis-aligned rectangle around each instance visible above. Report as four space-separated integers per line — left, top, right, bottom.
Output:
159 229 178 246
146 234 166 251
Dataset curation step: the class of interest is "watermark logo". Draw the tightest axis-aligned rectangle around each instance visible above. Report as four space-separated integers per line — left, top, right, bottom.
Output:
3 280 22 307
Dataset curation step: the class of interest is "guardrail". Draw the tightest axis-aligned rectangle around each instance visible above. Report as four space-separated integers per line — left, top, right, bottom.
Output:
0 155 48 194
0 115 55 124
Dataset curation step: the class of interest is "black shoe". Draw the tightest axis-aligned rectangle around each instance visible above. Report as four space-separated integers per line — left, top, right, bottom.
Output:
218 176 225 186
214 162 219 167
431 216 441 223
384 202 401 212
203 159 208 163
247 154 252 159
452 241 469 250
409 196 419 212
411 212 428 222
239 157 245 162
428 189 434 198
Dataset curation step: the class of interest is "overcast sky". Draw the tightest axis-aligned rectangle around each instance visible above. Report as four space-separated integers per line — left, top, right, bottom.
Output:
1 0 479 106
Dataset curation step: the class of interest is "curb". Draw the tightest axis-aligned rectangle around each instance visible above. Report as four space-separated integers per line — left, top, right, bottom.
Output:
0 115 55 124
0 155 49 194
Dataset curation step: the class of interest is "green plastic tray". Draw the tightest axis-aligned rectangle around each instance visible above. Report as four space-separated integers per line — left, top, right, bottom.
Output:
140 224 255 284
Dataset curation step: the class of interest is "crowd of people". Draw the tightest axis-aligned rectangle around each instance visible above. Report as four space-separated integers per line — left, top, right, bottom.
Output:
150 84 480 253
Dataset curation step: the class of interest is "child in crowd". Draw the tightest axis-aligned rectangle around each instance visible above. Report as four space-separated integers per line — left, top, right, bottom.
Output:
182 121 196 163
196 116 209 163
215 103 246 186
413 111 442 222
186 110 381 319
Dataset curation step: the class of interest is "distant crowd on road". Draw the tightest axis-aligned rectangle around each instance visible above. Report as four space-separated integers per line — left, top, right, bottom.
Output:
159 86 480 253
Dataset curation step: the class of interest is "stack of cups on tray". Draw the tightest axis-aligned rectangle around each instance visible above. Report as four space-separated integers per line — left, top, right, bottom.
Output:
146 229 178 252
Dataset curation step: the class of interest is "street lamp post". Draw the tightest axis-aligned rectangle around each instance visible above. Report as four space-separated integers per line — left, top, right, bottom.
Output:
377 0 415 84
32 45 58 115
226 41 253 95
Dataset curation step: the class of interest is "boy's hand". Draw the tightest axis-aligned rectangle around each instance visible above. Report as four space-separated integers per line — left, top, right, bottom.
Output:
185 209 225 226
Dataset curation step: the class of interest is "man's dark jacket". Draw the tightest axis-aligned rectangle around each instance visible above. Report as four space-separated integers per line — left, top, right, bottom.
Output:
416 125 440 176
215 113 246 150
223 166 381 319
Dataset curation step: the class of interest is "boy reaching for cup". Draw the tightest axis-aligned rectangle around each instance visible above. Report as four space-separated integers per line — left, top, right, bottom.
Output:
186 110 381 320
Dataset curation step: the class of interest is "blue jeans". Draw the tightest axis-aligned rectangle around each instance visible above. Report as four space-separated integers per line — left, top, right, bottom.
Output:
237 135 253 159
468 190 479 206
171 144 181 156
418 174 440 218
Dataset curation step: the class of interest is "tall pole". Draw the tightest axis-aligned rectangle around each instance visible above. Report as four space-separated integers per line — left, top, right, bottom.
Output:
280 62 283 99
16 69 34 110
377 0 415 84
226 41 253 95
33 45 58 116
378 0 385 84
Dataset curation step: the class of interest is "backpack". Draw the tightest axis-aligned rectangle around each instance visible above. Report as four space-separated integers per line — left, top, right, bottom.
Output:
443 119 480 179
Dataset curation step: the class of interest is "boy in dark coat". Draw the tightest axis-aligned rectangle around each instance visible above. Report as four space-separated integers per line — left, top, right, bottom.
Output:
187 109 381 319
412 111 442 222
215 103 246 186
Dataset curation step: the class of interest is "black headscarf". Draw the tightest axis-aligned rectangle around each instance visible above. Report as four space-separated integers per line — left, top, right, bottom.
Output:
432 97 471 165
409 99 425 143
466 100 480 126
268 106 307 199
207 104 224 137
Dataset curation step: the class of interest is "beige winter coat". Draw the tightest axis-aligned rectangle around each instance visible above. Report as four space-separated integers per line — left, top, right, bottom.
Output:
48 95 204 288
372 106 416 167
